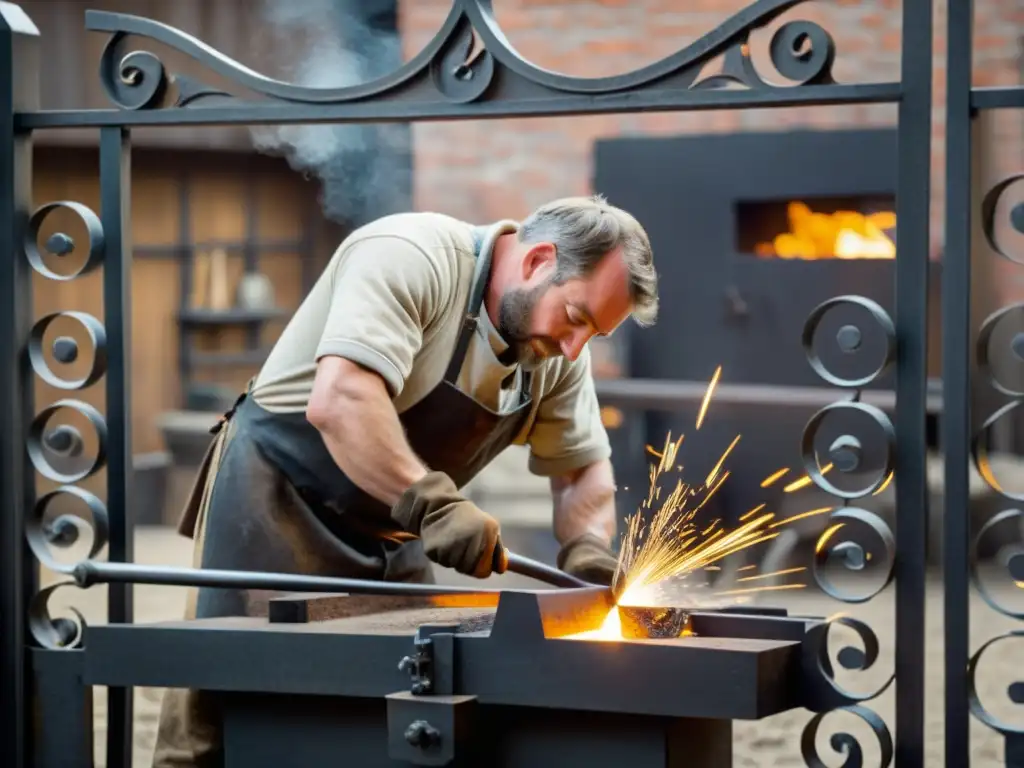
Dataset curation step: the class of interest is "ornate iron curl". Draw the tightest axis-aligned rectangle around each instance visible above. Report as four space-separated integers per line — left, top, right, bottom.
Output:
980 173 1024 264
801 401 896 499
813 507 895 604
801 616 894 713
973 401 1024 503
802 296 896 389
25 201 105 280
28 311 107 391
27 399 108 484
967 630 1024 736
800 704 894 768
969 508 1024 620
976 303 1024 398
87 0 841 113
25 486 109 650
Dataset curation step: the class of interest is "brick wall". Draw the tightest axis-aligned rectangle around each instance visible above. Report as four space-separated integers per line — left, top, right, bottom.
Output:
399 0 1022 286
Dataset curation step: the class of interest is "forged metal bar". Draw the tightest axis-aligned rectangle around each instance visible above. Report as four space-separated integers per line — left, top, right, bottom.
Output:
943 0 973 762
0 8 39 768
14 84 903 130
594 377 944 412
504 552 590 589
72 560 511 596
99 125 133 768
971 86 1024 110
895 0 933 761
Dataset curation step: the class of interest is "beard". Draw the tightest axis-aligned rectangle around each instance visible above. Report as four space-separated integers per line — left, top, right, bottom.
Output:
496 282 560 369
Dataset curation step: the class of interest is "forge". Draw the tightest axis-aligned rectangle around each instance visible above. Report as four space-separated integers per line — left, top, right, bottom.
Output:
80 586 825 767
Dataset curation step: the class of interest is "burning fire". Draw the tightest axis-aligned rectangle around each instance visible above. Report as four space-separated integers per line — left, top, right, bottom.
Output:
754 201 896 260
569 365 848 642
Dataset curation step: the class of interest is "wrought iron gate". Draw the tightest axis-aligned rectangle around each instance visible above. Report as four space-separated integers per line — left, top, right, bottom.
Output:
0 0 1018 765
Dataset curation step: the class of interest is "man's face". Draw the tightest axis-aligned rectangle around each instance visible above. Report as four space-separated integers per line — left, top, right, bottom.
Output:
497 244 633 368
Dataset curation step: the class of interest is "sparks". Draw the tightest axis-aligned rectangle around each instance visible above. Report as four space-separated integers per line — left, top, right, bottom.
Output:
695 365 721 430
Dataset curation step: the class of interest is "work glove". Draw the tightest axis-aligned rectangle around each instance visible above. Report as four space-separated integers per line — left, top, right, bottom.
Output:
392 472 506 579
557 533 619 587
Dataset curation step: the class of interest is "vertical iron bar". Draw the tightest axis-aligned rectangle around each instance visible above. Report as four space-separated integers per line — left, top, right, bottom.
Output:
895 0 933 762
0 6 39 768
942 0 973 762
100 125 134 768
244 165 259 349
177 171 191 407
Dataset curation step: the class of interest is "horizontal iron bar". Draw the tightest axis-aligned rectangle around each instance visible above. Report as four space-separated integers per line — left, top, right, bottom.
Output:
72 560 508 596
15 83 902 130
505 552 590 589
594 377 944 412
971 86 1024 110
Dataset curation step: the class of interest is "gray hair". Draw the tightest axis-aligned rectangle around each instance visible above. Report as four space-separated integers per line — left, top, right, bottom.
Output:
518 195 659 327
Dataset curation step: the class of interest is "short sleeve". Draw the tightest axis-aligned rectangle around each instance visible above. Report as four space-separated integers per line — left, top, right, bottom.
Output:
316 235 445 398
527 348 612 477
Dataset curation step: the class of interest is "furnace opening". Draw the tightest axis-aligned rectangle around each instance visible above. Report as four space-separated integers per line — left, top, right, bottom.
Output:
736 196 897 260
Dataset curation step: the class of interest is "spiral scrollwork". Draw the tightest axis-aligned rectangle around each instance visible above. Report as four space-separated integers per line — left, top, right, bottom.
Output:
813 507 895 604
967 630 1024 736
99 37 169 110
28 400 108 484
802 296 896 389
980 173 1024 264
768 21 836 86
800 705 894 768
801 616 894 713
29 311 108 391
430 17 495 103
968 508 1024 620
25 486 109 650
25 202 105 281
801 402 896 499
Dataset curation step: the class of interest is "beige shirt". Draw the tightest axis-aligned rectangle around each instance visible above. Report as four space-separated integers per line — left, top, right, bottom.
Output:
252 212 611 477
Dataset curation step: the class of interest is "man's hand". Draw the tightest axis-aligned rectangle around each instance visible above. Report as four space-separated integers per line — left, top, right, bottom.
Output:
392 472 506 578
557 533 619 586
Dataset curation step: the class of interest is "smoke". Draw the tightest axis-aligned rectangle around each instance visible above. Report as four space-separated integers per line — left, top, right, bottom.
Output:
250 0 412 227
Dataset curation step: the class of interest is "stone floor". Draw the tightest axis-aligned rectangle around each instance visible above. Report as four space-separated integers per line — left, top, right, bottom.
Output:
38 526 1022 768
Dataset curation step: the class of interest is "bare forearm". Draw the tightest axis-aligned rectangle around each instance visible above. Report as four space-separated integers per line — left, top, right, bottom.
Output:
550 459 618 546
307 358 427 507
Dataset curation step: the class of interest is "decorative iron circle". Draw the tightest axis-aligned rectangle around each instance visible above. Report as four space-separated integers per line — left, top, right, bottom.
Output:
431 16 495 103
800 705 894 768
26 484 110 573
801 401 896 499
980 173 1024 264
99 38 169 111
976 303 1024 397
969 508 1024 620
28 582 87 650
768 21 836 86
802 296 896 388
28 311 108 391
813 507 895 604
24 201 105 281
28 400 108 483
973 401 1024 502
967 630 1024 736
800 615 894 713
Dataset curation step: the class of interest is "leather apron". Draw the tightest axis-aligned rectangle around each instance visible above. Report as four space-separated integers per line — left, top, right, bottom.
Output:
152 224 534 768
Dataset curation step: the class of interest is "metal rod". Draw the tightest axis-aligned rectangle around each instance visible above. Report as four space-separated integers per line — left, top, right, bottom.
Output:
72 560 512 596
594 377 944 413
505 552 590 589
942 0 974 762
894 0 933 760
99 124 134 768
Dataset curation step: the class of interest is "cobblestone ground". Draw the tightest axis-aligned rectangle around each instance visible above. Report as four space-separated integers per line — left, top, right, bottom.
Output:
39 527 1022 767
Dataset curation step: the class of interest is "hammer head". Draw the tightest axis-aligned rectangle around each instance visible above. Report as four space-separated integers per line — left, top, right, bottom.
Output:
617 606 691 639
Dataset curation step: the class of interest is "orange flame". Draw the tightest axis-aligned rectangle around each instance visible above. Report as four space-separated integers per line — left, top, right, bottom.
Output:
755 202 896 260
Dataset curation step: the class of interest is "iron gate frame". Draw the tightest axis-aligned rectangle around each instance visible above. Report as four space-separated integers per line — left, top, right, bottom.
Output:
5 0 1010 764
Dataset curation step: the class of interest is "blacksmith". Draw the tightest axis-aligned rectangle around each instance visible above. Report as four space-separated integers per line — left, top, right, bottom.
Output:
152 195 659 766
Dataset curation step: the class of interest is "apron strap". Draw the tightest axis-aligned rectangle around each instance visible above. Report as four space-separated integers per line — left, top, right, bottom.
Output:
444 225 497 384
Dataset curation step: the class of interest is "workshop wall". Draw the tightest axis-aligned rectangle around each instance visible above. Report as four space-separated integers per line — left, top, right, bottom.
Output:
400 0 1023 300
